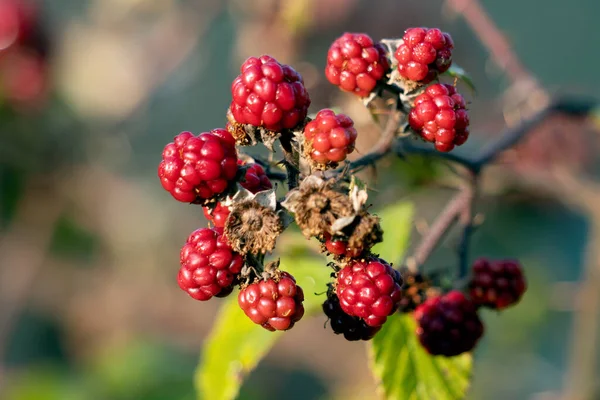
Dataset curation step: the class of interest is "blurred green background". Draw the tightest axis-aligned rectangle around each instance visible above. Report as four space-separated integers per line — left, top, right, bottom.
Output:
1 0 599 399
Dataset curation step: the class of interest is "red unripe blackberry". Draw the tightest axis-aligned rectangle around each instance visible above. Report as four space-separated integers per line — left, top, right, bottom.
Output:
304 109 357 167
238 272 305 331
323 233 363 259
178 227 244 301
202 161 272 227
230 55 311 131
0 0 35 51
394 27 454 83
202 203 231 229
240 162 273 193
415 291 484 357
325 32 390 97
336 258 403 327
158 130 238 203
0 49 47 107
469 258 527 310
322 292 381 341
408 83 470 152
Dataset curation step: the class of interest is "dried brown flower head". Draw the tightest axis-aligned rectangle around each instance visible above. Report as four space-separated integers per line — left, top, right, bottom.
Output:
282 176 354 238
224 189 289 255
345 213 383 253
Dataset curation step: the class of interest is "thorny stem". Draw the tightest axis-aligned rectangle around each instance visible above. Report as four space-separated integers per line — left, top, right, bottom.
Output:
407 188 473 270
343 99 403 175
242 253 266 281
398 97 597 174
395 139 478 171
457 172 477 279
251 157 288 182
405 97 596 272
472 97 596 168
265 170 287 182
254 94 595 279
345 94 597 276
279 135 301 190
446 0 535 86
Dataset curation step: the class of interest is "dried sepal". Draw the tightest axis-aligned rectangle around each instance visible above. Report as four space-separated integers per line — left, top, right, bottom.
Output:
238 258 287 288
293 130 314 176
301 136 340 171
226 108 281 151
330 215 356 233
191 176 241 207
347 213 383 251
397 267 439 313
349 180 369 213
378 37 424 102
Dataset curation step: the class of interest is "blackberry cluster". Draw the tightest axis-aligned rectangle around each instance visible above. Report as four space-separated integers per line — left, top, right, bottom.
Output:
155 28 526 352
412 257 528 357
158 54 314 331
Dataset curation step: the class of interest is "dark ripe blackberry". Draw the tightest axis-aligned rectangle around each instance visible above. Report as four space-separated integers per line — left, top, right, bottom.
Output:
322 293 381 341
415 291 484 356
469 258 527 310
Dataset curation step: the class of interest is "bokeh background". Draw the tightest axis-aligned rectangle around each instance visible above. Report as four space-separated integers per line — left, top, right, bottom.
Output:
1 0 600 399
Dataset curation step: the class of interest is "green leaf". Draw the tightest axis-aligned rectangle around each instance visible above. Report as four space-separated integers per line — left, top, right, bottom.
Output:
444 64 476 94
591 105 600 130
369 314 472 400
50 214 98 263
196 255 330 400
196 296 280 400
279 255 333 310
372 202 414 264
